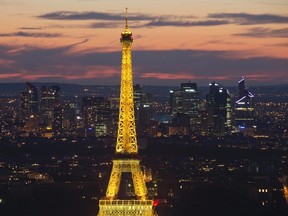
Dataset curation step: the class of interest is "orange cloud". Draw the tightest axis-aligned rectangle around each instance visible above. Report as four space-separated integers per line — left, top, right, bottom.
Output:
0 73 22 79
9 65 119 81
141 72 195 80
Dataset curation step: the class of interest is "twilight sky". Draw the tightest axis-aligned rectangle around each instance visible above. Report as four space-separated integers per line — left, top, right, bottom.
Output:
0 0 287 86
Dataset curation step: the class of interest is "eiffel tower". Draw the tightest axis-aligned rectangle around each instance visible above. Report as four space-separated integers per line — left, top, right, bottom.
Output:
98 9 155 216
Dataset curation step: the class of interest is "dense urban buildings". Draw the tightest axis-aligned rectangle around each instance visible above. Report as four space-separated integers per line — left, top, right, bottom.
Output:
0 80 288 216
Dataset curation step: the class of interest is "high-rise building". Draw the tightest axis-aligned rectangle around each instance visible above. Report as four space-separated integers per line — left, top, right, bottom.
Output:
108 97 120 137
134 84 142 124
170 82 200 133
139 93 153 123
234 77 254 135
40 85 60 126
0 99 17 138
170 89 182 115
52 103 63 137
20 82 39 124
133 84 153 136
82 97 110 137
206 82 231 136
62 102 79 137
98 10 155 216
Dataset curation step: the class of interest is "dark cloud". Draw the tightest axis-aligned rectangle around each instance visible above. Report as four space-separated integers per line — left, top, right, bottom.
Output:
18 27 42 30
38 11 288 28
234 27 288 38
273 42 288 47
0 43 287 86
0 31 61 38
38 11 152 21
38 11 228 28
145 19 229 27
90 22 122 28
89 19 229 29
208 13 288 25
205 39 244 45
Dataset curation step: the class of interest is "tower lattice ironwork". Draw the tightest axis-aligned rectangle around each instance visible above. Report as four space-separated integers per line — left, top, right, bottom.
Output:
98 9 155 216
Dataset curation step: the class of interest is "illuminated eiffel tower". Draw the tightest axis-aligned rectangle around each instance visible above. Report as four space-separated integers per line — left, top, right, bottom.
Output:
98 9 155 216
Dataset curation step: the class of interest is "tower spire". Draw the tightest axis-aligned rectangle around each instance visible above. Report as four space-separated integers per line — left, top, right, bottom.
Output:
125 7 128 29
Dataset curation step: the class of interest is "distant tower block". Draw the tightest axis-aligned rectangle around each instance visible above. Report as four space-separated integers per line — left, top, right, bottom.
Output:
98 9 155 216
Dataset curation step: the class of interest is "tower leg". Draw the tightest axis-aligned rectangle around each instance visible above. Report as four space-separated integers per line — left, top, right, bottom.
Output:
105 161 122 199
131 161 147 200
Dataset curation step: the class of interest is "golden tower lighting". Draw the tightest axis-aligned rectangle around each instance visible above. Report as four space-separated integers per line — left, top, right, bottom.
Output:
98 9 155 216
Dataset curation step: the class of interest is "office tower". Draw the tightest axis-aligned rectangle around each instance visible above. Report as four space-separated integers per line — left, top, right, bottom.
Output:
170 89 182 115
82 97 110 137
170 82 200 133
98 11 154 216
137 91 154 136
234 77 254 134
139 93 153 124
20 82 39 124
52 103 63 137
62 102 79 137
134 84 153 136
181 82 200 132
40 85 60 126
0 99 17 138
134 84 142 124
206 82 231 136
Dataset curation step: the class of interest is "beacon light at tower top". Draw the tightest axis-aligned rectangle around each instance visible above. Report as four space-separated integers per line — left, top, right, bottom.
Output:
121 8 133 43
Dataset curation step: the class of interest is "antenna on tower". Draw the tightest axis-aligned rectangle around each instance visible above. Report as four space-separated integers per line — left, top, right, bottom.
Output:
125 7 128 29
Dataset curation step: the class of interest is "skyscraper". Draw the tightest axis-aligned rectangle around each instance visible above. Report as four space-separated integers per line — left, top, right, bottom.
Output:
62 102 79 137
134 84 142 124
98 10 154 216
134 85 153 136
170 89 182 115
82 96 110 137
206 82 231 136
40 85 62 133
234 77 254 134
20 82 39 124
170 82 200 134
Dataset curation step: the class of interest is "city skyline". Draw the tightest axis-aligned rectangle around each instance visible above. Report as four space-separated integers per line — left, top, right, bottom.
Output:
0 0 288 86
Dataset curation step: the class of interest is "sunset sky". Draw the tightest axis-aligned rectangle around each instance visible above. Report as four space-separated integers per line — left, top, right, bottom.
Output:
0 0 287 86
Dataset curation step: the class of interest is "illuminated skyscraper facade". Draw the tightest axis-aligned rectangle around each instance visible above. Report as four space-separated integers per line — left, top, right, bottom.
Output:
82 97 110 137
62 102 79 137
234 77 254 134
98 10 154 216
40 85 60 126
206 82 231 136
20 82 39 124
170 82 200 134
134 85 153 136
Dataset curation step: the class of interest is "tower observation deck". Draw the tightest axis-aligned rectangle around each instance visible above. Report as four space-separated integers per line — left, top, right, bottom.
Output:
98 9 155 216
